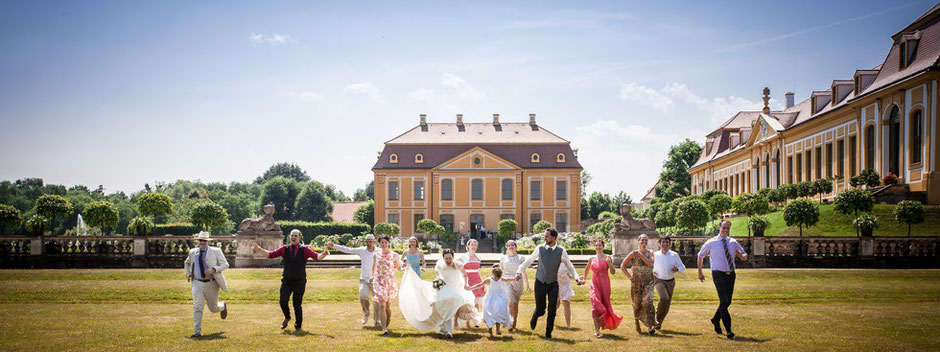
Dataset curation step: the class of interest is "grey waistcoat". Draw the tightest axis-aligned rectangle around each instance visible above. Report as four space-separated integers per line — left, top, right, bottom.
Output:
535 245 564 283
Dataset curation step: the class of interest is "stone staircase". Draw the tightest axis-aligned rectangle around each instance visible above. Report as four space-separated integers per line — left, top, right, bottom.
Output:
870 184 928 204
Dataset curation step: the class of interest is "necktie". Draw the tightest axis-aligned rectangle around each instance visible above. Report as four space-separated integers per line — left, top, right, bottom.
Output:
199 249 207 279
722 237 734 272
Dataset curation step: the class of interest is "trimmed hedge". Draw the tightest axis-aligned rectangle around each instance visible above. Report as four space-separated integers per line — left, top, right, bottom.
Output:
277 221 371 243
518 248 612 255
153 222 202 236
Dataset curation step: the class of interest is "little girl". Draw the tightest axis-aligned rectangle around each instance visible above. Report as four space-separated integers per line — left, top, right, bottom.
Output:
466 264 517 336
557 263 575 328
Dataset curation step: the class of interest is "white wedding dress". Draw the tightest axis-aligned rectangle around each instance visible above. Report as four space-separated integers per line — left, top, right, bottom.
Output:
399 258 482 335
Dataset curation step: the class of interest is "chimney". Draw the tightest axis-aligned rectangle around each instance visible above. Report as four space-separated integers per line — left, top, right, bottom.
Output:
573 148 579 159
785 92 795 109
376 151 382 159
529 113 536 125
419 114 427 126
492 113 500 126
762 87 771 114
456 114 463 126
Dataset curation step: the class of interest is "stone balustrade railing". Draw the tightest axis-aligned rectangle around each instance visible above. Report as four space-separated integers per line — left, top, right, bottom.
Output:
665 236 937 258
0 235 237 268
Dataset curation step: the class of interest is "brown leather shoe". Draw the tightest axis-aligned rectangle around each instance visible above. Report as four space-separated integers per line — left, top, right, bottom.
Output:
281 318 290 329
220 302 228 320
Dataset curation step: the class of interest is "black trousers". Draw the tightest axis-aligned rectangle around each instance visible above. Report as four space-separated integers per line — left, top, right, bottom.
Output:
532 279 559 336
711 271 736 333
280 278 307 329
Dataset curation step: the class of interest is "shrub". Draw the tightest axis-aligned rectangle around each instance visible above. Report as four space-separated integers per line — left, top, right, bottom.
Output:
883 173 899 186
294 182 333 222
586 219 615 235
35 194 72 233
783 199 819 237
748 216 770 236
439 229 457 249
851 169 881 188
190 201 229 231
416 218 439 236
0 204 22 235
707 193 733 220
779 183 798 200
497 219 517 245
767 187 788 206
796 181 815 198
852 214 878 236
279 220 372 243
701 189 727 203
83 201 120 234
153 222 202 236
834 188 875 218
353 200 374 227
732 193 771 218
136 192 173 220
25 214 48 236
654 201 677 230
372 222 401 237
127 216 155 236
676 198 709 233
894 200 926 237
532 220 553 234
596 211 621 222
813 179 833 202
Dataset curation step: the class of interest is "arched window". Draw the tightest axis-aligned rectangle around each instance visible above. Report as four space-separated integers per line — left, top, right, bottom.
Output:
531 153 540 163
389 154 398 164
556 153 565 163
888 105 901 176
415 154 424 164
911 109 923 164
865 125 875 170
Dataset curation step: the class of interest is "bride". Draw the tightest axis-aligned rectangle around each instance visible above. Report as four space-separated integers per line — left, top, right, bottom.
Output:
399 248 482 337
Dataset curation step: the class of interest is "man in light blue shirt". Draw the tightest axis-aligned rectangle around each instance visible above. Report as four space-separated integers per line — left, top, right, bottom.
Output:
697 220 747 339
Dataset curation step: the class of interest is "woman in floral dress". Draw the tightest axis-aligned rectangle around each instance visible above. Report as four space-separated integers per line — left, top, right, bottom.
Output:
619 234 656 335
372 235 402 335
499 240 529 332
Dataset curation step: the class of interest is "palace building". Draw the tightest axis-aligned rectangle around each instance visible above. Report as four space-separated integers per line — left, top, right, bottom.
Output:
372 114 583 237
689 4 940 205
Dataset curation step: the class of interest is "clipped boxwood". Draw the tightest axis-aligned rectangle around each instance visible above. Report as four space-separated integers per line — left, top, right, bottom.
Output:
154 222 202 236
277 221 371 243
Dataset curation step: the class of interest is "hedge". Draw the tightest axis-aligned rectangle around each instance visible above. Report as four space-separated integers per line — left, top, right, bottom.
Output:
277 221 371 243
517 248 612 255
153 222 202 236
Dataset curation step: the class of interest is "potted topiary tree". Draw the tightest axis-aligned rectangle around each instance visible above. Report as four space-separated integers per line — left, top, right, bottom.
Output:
852 214 878 237
834 188 875 237
783 199 819 237
748 216 770 237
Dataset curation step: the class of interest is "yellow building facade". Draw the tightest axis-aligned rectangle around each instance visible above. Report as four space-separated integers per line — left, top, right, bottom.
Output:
689 6 940 205
373 114 582 237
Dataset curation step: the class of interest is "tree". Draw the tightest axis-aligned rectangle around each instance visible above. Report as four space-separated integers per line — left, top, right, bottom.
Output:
779 183 798 201
533 220 553 234
353 200 375 227
701 189 727 204
218 193 256 227
416 218 439 237
894 200 925 237
653 139 703 203
833 189 875 236
321 183 350 202
813 179 833 203
783 199 819 237
581 171 593 194
190 201 229 231
675 198 709 234
127 216 155 236
255 162 311 184
796 181 815 199
83 201 120 235
136 192 173 222
294 182 333 222
373 223 400 237
498 219 518 244
611 191 632 209
25 214 48 236
767 187 788 208
35 194 72 235
260 176 300 220
586 192 615 220
732 193 770 236
0 204 21 234
707 193 733 221
654 201 677 232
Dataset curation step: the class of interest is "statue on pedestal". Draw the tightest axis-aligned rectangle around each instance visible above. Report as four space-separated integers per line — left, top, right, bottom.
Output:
238 203 281 232
610 203 660 266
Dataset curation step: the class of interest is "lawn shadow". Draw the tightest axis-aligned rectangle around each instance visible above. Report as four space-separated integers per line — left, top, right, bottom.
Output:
281 330 334 338
192 332 226 341
397 331 486 342
731 336 771 343
595 333 628 341
362 325 383 331
660 329 702 337
485 335 513 341
558 326 582 331
540 335 577 345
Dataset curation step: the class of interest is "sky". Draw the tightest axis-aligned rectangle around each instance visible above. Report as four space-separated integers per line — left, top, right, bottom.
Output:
0 0 935 201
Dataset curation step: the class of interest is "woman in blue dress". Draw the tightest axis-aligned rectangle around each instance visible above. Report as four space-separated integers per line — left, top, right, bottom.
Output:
400 237 426 276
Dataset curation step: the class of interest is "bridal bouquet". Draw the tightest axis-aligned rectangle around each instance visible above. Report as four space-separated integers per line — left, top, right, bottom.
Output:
432 278 446 290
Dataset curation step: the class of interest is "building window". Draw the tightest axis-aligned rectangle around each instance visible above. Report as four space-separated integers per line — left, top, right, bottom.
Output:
849 136 857 176
811 96 817 114
441 179 453 200
855 75 861 94
555 213 567 233
530 180 541 200
473 157 482 166
556 153 565 163
838 140 845 178
415 154 424 164
439 214 454 232
788 156 794 183
815 147 822 181
501 179 513 200
388 181 399 200
389 154 398 164
471 179 483 200
388 213 399 225
912 110 923 164
414 213 424 232
795 154 802 182
556 180 567 200
414 181 424 200
500 214 515 221
826 144 834 179
865 125 876 170
530 213 541 232
531 153 540 163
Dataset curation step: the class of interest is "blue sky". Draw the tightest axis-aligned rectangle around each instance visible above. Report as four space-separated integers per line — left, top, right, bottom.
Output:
0 0 934 200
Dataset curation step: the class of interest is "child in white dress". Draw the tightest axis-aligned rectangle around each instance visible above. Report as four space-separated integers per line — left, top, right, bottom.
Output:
558 263 575 328
466 264 517 336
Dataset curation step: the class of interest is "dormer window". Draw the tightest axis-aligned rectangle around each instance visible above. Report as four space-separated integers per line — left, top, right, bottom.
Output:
389 153 399 164
854 75 861 94
832 85 838 102
811 96 817 113
556 153 566 163
415 154 424 164
531 153 540 163
899 39 918 70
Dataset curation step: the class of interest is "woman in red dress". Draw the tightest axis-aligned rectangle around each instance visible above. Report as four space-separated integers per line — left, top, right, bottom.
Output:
458 239 484 328
583 239 622 337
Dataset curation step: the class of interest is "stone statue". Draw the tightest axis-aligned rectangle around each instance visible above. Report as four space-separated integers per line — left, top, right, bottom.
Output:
613 203 655 231
238 203 281 232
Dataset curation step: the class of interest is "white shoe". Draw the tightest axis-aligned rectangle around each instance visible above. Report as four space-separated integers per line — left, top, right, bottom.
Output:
361 315 368 325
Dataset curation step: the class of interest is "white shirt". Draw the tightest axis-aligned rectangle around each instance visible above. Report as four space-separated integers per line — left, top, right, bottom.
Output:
517 243 580 281
653 250 686 280
334 244 377 281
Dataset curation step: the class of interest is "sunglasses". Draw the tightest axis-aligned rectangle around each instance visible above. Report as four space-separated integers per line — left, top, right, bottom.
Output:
198 240 208 243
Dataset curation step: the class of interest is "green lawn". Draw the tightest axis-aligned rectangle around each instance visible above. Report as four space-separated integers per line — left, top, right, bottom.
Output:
727 204 940 237
0 268 937 351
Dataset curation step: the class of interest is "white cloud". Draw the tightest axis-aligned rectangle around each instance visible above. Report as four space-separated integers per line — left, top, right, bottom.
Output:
248 33 264 44
620 82 674 113
408 87 435 102
248 33 291 45
662 83 778 128
441 73 485 100
343 82 383 102
296 91 324 102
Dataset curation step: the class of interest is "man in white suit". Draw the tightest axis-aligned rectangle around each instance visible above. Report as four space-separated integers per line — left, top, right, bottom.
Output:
185 231 230 338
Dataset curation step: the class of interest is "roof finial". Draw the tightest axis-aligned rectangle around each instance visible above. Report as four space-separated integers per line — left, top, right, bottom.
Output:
762 87 771 114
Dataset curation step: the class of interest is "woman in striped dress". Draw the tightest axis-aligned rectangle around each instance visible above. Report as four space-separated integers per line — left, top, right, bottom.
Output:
458 239 484 328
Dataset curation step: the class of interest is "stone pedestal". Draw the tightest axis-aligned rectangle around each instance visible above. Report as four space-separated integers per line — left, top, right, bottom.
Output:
134 238 147 256
751 238 765 256
611 229 660 266
30 239 42 256
234 230 284 268
859 237 874 257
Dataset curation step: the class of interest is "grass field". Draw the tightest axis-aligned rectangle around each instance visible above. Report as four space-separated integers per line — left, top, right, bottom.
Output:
727 203 940 237
0 268 937 351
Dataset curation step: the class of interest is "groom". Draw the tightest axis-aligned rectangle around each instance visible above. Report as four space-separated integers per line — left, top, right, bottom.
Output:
184 231 229 338
516 228 583 339
253 229 329 331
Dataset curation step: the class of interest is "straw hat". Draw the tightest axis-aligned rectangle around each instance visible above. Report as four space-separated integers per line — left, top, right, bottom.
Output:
364 234 376 242
193 231 211 241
